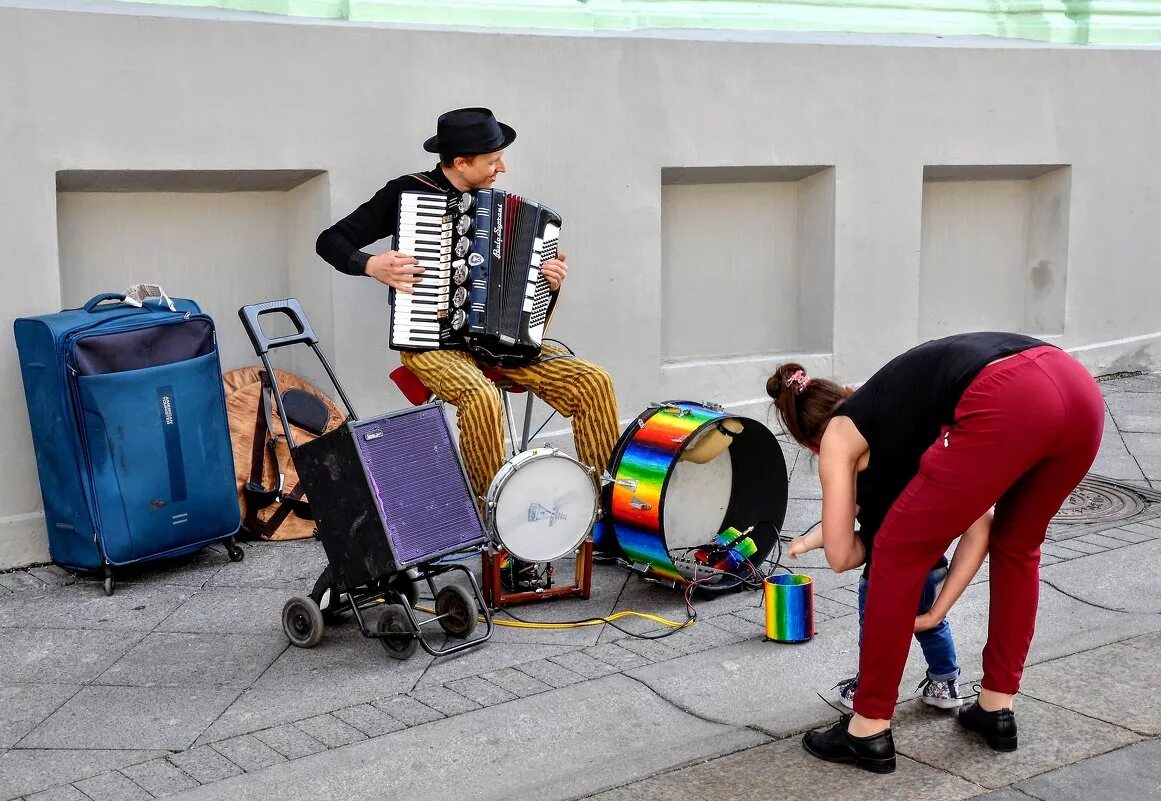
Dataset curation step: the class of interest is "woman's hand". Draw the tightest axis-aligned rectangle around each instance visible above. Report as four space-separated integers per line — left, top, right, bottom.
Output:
788 527 824 559
914 610 944 632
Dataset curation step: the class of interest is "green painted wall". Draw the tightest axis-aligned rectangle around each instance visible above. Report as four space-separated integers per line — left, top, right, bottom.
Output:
108 1 1161 44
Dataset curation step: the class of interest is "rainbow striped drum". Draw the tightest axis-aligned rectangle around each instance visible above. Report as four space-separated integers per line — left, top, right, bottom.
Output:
764 573 814 642
603 401 788 588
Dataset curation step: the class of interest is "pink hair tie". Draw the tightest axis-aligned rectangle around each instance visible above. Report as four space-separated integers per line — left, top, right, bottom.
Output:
786 369 811 395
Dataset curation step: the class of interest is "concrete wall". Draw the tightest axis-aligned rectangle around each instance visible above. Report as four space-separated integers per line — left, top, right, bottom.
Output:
2 4 1161 566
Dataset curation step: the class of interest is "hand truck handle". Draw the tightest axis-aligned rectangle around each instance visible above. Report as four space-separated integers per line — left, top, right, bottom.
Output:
238 299 319 356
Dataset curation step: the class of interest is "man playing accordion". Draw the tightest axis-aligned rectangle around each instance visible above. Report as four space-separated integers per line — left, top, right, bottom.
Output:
316 107 619 591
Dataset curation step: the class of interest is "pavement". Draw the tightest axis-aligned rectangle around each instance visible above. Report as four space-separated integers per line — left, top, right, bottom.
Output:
2 371 1160 801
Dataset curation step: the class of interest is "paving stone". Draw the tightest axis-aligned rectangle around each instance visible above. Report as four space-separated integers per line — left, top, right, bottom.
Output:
586 735 980 801
581 643 653 671
26 566 78 588
512 658 586 689
1040 542 1089 560
206 541 327 590
117 547 231 588
0 684 79 748
407 685 482 717
252 724 327 760
700 613 757 636
332 704 405 737
1040 539 1161 613
413 642 570 688
1037 552 1063 566
168 746 244 784
0 749 164 801
72 771 150 801
120 757 199 797
370 695 444 727
138 675 768 801
0 572 49 592
1121 521 1161 538
0 629 143 684
94 632 286 688
478 667 553 698
1015 738 1161 801
1104 392 1161 433
1046 537 1106 555
443 676 518 707
1073 532 1130 550
959 791 1036 801
294 714 365 748
155 587 293 635
0 585 194 632
891 695 1139 789
612 635 683 664
25 786 91 801
211 734 287 772
1020 632 1161 735
22 685 241 750
1122 433 1161 481
548 651 619 679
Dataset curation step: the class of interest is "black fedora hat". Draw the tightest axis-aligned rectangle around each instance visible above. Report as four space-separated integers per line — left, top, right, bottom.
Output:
423 107 517 156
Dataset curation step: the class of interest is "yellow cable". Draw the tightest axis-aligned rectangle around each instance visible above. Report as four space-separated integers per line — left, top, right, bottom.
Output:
413 604 690 631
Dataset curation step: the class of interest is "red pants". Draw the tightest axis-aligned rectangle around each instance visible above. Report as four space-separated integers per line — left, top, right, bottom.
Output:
853 346 1104 720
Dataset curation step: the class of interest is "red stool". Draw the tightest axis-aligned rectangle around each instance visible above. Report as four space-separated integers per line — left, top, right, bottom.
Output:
389 365 534 456
388 364 593 609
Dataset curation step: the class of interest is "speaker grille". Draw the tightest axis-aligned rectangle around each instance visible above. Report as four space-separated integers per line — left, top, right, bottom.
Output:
353 406 486 566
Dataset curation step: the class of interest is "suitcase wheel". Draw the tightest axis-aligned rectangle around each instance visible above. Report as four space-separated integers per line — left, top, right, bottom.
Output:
227 543 245 563
282 596 325 648
103 566 115 597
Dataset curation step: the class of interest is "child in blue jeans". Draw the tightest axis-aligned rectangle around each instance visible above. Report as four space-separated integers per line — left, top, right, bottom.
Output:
790 511 992 710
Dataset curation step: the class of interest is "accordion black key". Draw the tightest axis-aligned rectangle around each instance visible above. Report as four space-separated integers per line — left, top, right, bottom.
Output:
390 188 561 367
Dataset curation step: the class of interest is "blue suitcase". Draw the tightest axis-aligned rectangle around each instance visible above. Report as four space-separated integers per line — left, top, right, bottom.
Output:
14 292 243 594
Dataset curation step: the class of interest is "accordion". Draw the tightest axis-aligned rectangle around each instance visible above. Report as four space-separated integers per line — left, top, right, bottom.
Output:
390 188 562 366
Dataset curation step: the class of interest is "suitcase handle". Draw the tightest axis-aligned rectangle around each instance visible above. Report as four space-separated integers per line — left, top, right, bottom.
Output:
82 293 181 313
238 299 319 355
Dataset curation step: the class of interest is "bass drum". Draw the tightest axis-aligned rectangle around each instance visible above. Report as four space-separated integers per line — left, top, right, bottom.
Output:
603 401 788 589
485 447 598 563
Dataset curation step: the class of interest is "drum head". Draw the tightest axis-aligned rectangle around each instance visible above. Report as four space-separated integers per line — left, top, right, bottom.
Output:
662 453 733 556
491 452 597 563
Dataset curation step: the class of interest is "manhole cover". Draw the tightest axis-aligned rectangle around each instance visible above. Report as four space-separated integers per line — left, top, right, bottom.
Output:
1052 477 1149 526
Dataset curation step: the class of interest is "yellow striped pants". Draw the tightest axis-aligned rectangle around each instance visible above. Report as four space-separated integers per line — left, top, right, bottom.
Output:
399 344 620 501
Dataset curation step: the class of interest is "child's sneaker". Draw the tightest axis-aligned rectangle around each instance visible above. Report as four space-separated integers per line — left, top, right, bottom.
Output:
919 676 964 709
834 675 859 710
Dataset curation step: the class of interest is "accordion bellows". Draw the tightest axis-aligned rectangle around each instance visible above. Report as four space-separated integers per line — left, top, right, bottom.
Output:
390 188 562 367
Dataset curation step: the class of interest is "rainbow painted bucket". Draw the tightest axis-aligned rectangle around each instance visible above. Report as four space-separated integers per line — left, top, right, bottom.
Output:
764 573 814 643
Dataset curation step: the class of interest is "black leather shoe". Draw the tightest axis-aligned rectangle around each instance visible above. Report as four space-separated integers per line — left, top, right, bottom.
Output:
958 701 1018 752
802 716 896 773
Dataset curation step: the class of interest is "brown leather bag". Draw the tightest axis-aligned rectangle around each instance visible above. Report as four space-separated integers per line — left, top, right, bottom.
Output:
223 367 345 540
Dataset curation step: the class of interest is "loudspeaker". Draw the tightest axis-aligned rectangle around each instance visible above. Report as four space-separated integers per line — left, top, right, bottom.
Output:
293 403 486 588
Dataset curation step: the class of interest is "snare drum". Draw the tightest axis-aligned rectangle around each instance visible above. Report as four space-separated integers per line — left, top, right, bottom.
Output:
485 448 598 563
604 401 787 585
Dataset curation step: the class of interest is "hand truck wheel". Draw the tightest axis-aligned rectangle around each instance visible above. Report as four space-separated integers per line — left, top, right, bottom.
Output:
435 584 478 639
377 603 419 660
282 596 325 648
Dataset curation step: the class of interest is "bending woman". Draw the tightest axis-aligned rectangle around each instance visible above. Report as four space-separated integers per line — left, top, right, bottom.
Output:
767 332 1104 773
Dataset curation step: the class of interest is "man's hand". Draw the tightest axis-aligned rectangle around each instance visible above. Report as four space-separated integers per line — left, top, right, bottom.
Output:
914 610 944 632
540 251 568 291
365 250 424 293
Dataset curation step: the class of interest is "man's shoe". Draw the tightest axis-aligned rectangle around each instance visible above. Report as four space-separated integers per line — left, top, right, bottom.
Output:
919 676 965 710
958 701 1018 752
802 716 896 774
